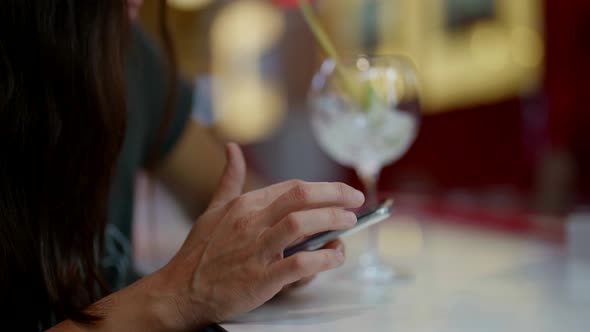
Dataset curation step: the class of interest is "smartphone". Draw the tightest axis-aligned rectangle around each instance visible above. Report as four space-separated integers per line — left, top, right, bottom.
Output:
283 199 394 258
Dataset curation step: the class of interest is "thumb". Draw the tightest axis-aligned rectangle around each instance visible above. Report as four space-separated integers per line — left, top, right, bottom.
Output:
209 143 246 208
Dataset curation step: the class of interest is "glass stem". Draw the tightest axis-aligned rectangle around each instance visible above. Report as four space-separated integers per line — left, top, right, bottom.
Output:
357 170 381 266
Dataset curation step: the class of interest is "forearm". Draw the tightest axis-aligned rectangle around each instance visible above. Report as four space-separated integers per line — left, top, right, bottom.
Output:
47 272 208 332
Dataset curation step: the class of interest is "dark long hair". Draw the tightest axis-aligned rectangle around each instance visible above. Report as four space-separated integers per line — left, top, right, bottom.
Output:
0 0 128 328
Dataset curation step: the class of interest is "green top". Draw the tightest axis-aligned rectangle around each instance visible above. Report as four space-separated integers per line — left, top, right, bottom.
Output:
103 25 193 289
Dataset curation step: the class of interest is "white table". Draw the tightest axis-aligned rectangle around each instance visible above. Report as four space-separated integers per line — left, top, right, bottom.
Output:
221 215 590 332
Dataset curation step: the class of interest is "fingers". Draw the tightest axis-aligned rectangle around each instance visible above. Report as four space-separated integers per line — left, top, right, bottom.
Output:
323 239 345 253
256 181 365 227
234 179 315 211
208 143 246 209
269 249 345 286
277 242 344 294
265 208 357 252
279 275 315 294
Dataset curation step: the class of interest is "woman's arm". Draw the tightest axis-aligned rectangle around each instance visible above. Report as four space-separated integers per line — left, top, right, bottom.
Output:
49 143 364 331
47 272 208 332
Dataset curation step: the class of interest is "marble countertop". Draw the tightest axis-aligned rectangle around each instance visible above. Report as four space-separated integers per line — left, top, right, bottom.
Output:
222 214 590 332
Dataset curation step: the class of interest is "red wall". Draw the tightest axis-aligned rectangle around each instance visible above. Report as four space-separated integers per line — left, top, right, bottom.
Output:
374 0 590 201
544 0 590 197
377 99 535 194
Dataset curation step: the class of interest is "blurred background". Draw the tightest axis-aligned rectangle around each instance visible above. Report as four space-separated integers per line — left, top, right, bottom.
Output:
133 0 590 270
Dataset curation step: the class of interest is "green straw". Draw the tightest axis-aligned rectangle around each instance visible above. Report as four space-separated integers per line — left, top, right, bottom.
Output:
298 0 371 110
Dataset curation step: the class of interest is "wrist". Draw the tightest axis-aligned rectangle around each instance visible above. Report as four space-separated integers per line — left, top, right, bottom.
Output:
147 265 213 332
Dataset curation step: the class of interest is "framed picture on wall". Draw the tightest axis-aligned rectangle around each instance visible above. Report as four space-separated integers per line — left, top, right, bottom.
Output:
374 0 543 112
446 0 496 31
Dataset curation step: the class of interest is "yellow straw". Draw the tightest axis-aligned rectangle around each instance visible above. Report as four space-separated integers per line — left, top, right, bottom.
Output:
298 0 368 110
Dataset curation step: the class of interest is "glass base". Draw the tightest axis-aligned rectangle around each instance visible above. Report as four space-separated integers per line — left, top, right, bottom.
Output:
355 253 410 283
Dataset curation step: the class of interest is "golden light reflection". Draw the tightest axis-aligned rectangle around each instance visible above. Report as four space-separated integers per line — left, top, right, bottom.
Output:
211 0 284 57
214 78 286 143
470 23 510 70
168 0 213 11
356 57 371 72
211 0 286 144
323 0 545 112
510 26 543 69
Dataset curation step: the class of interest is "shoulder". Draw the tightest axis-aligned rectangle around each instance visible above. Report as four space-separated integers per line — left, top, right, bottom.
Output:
129 24 161 63
127 24 167 92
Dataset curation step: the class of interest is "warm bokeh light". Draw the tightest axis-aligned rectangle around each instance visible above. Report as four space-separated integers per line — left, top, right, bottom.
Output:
510 26 544 69
214 78 286 143
211 0 285 57
356 57 370 72
168 0 213 11
361 0 544 111
470 23 510 70
211 0 287 144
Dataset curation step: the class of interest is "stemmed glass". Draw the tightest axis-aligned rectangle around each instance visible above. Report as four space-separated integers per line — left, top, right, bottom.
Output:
309 54 421 282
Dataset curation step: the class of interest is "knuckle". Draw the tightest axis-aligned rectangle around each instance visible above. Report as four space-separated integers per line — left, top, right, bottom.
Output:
291 255 308 274
285 213 303 234
286 179 303 188
232 216 250 232
229 196 246 211
259 189 272 204
256 228 268 246
290 182 310 203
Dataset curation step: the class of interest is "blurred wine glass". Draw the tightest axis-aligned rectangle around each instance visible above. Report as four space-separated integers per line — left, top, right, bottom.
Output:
309 54 421 282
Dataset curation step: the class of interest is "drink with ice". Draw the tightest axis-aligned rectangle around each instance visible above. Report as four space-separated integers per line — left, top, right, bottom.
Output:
308 55 421 282
311 97 418 177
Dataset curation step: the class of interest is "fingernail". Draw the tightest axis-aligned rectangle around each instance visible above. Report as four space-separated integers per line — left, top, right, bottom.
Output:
353 190 365 203
345 211 358 226
335 250 345 264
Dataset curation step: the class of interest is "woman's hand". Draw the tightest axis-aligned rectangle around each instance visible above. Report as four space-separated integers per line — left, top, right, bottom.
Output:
278 240 345 294
155 143 364 330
